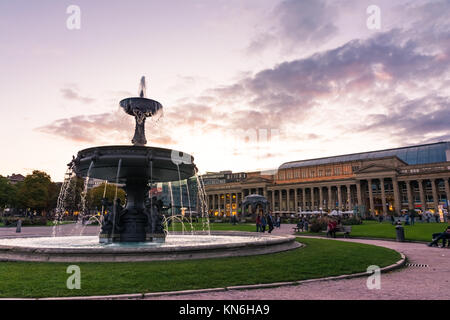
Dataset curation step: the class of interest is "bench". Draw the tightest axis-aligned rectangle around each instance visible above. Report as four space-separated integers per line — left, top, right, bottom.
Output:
322 226 352 238
337 226 352 238
293 226 308 233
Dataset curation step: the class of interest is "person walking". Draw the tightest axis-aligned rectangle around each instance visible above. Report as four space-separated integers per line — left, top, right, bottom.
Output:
275 214 281 228
256 214 261 232
261 214 267 233
405 213 410 225
410 211 415 225
267 212 274 233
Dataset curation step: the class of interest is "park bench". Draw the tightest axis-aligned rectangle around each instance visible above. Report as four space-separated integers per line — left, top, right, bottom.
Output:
336 225 352 238
322 225 352 238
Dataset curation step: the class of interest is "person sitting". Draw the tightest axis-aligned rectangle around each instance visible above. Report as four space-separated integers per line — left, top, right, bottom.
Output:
303 219 309 232
296 220 304 232
428 226 450 247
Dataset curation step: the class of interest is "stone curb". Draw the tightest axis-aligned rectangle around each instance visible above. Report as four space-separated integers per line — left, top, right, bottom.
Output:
295 234 430 244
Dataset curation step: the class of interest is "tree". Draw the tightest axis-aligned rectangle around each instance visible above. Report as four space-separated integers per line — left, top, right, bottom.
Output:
47 182 62 211
87 183 126 211
17 171 52 213
0 175 17 211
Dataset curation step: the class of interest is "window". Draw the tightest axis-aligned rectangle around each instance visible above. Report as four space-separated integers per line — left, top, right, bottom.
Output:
318 170 323 177
326 169 332 176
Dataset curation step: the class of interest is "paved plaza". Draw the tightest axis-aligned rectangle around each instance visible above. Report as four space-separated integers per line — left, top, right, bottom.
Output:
144 226 450 300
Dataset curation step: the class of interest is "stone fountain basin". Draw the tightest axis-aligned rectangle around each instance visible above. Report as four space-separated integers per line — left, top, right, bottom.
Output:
73 145 196 183
0 232 301 262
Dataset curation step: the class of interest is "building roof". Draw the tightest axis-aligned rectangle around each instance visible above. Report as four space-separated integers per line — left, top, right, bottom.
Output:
7 174 25 182
279 141 450 169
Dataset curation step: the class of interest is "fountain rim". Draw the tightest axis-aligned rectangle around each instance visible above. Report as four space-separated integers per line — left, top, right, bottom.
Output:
0 232 301 262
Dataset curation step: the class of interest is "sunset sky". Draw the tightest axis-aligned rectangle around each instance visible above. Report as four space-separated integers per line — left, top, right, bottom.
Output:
1 0 449 182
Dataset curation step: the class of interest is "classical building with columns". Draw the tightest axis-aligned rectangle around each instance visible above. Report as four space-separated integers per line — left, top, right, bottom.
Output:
203 142 450 217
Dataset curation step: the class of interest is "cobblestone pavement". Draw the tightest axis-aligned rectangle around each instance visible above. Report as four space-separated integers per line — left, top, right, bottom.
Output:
145 227 450 300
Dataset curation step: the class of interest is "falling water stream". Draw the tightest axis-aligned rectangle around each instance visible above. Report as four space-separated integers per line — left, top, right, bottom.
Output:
110 158 122 242
73 160 94 236
52 167 74 237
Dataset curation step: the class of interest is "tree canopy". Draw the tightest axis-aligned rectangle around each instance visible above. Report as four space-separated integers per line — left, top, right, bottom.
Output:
87 183 126 211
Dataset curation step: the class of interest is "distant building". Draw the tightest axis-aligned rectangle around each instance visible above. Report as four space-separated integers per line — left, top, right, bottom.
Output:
203 141 450 217
7 174 25 185
86 178 105 190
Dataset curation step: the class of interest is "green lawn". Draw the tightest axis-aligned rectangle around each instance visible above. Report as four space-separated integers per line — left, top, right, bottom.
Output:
299 220 449 242
0 238 400 298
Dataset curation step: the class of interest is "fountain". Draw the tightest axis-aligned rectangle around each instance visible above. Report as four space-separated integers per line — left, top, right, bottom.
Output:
0 77 300 262
71 76 195 243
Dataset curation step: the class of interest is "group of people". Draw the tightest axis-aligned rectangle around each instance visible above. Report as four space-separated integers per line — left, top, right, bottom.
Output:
255 211 280 233
326 219 341 238
296 217 310 232
428 226 450 247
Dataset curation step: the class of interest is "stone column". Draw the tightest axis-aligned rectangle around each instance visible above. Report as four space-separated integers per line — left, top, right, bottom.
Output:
271 190 276 211
445 178 450 207
346 184 352 211
218 194 222 216
431 179 439 213
286 189 291 212
240 192 244 215
368 179 375 215
328 186 333 210
311 187 315 211
392 177 401 215
294 189 299 213
212 194 216 213
279 189 283 211
380 178 387 215
356 181 363 207
406 181 414 211
302 188 306 212
319 187 324 211
337 186 342 211
418 179 426 213
263 188 267 199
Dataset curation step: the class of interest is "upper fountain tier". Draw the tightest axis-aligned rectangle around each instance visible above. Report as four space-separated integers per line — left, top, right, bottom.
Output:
71 76 197 183
119 76 163 146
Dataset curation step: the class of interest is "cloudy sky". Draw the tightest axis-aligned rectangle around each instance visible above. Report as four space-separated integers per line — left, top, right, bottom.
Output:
0 0 449 181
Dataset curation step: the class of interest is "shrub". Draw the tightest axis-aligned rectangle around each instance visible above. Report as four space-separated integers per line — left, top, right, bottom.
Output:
2 216 48 226
341 217 362 225
308 217 328 233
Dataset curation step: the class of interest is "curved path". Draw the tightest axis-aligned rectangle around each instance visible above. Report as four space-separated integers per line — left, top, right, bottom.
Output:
145 224 450 300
